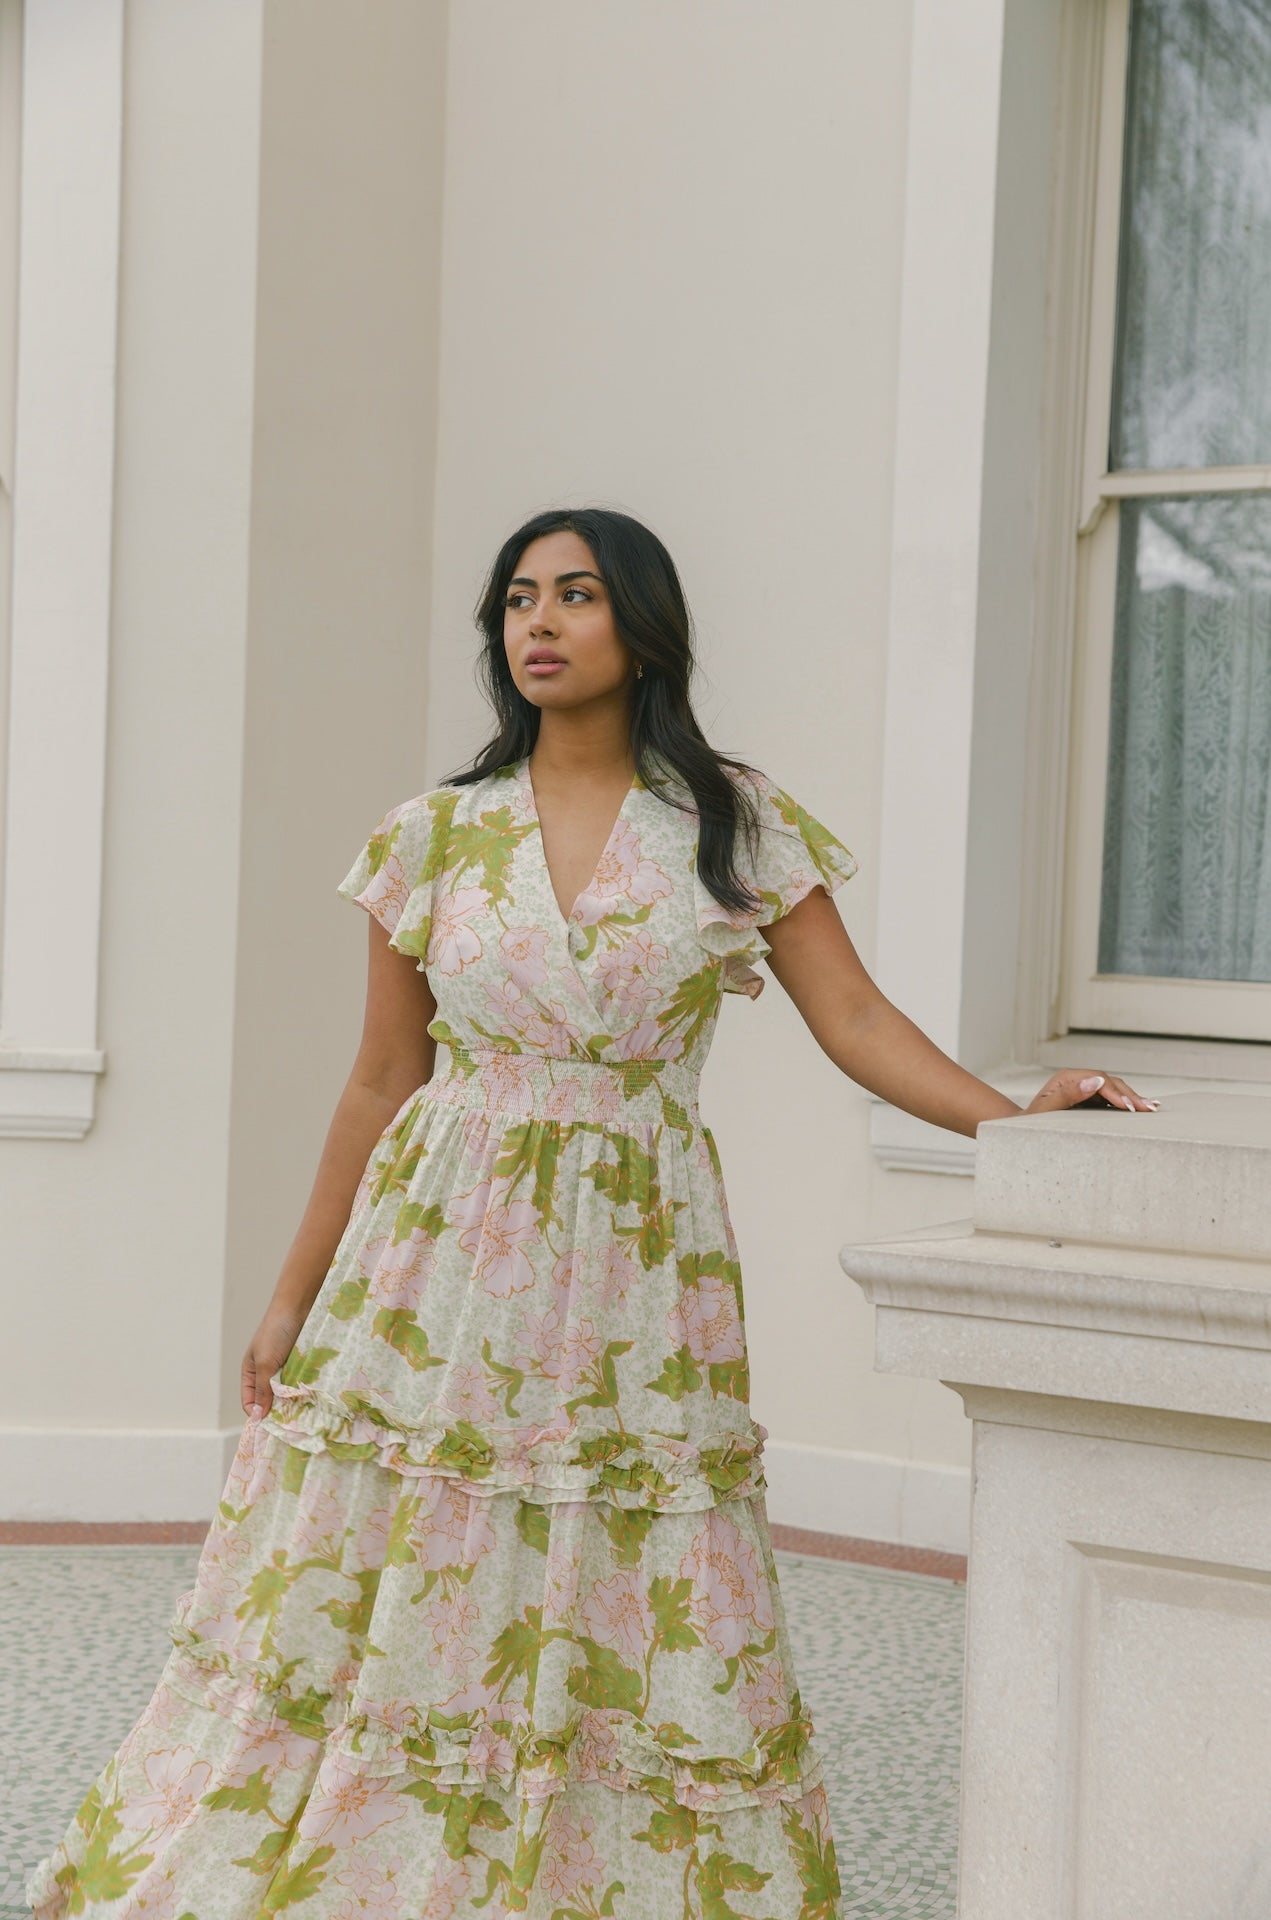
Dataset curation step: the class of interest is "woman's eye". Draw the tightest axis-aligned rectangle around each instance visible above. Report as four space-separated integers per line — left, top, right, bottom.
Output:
562 587 591 603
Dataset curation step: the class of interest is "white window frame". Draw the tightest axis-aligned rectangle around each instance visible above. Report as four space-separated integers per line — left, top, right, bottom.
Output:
1060 0 1271 1042
0 0 122 1138
868 0 1271 1180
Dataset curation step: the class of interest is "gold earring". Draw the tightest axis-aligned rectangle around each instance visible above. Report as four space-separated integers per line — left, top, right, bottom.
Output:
636 662 644 679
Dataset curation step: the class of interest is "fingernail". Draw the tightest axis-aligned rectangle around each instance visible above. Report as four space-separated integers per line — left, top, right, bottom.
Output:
1079 1075 1105 1093
250 1404 263 1422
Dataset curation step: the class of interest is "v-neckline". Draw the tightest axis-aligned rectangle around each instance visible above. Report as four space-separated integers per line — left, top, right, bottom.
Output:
520 756 641 931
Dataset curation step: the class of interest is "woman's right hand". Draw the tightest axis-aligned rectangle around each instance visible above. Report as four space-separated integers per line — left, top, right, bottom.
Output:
240 1303 307 1422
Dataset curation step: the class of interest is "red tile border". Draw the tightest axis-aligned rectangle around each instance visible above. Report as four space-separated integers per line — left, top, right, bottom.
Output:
769 1523 967 1584
0 1515 965 1580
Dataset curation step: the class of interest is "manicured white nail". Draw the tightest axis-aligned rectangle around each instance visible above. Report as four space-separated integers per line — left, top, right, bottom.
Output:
1079 1075 1105 1093
250 1404 263 1422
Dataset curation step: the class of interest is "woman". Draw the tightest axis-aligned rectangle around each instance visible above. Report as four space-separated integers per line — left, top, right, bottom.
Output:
30 507 1152 1919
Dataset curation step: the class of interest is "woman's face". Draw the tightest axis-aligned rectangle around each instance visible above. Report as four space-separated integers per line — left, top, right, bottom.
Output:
503 530 635 714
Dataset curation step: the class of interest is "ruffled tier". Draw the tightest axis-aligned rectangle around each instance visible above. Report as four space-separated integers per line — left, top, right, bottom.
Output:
166 1609 823 1818
264 1383 766 1511
28 1424 843 1918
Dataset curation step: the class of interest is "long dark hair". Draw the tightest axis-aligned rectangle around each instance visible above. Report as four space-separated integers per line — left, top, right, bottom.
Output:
440 506 764 915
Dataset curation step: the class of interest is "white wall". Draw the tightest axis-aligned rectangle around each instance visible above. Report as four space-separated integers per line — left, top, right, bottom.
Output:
423 0 974 1549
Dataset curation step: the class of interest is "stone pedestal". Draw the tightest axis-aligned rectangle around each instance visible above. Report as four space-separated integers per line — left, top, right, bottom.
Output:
840 1092 1271 1920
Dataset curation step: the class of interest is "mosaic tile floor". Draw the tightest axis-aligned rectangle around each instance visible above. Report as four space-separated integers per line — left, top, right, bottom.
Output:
0 1544 964 1918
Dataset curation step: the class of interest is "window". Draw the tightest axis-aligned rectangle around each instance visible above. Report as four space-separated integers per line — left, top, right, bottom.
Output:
1063 0 1271 1041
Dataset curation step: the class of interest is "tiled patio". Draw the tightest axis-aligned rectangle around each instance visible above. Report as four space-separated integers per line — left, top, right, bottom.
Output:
1 1542 964 1918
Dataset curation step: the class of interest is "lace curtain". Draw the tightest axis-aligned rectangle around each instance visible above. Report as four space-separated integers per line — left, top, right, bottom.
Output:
1098 0 1271 982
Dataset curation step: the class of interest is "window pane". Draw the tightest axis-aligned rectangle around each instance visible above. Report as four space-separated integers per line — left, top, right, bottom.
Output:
1111 0 1271 471
1099 495 1271 981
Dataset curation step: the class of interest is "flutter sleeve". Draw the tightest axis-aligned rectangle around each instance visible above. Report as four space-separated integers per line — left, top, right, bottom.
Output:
337 786 460 967
694 769 859 999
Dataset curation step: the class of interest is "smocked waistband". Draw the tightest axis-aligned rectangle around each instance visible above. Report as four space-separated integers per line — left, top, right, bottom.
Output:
423 1043 700 1126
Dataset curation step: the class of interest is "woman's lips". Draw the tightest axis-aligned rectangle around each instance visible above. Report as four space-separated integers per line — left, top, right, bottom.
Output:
526 659 567 676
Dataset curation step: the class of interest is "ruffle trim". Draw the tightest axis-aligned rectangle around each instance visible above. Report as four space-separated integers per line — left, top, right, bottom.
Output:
337 786 461 967
167 1611 823 1816
263 1388 767 1511
694 773 859 998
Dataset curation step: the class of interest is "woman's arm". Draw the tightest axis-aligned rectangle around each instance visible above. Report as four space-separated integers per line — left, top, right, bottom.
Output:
763 886 1155 1135
240 916 438 1419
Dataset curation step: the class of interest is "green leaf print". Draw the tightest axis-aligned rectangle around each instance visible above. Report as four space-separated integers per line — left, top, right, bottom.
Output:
200 1766 274 1815
564 1340 633 1417
645 1344 702 1402
617 1197 685 1272
514 1499 551 1554
768 784 853 885
280 1445 310 1495
482 1605 543 1698
278 1345 339 1388
597 1505 655 1565
232 1827 294 1876
382 1492 420 1566
660 1089 695 1151
446 805 536 903
565 1636 643 1713
696 1850 773 1920
634 1804 697 1853
362 818 401 877
65 1822 155 1905
371 1307 445 1372
482 1337 526 1418
708 1355 751 1402
236 1555 292 1627
260 1844 336 1914
316 1565 380 1639
392 1199 447 1245
274 1684 334 1740
781 1801 842 1919
656 960 723 1058
648 1576 701 1654
326 1276 370 1321
474 1818 548 1912
441 1788 512 1862
677 1249 743 1290
367 1100 428 1204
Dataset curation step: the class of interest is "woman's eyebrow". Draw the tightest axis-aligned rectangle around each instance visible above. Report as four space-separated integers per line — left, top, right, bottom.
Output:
508 570 605 589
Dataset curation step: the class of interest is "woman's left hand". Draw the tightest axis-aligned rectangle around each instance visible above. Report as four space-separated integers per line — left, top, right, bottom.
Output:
1024 1069 1158 1115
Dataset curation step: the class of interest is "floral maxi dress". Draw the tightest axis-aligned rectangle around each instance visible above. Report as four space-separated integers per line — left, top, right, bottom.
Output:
28 755 859 1920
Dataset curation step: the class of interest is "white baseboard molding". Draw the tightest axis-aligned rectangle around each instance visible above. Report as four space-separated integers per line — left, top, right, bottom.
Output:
0 1425 244 1522
762 1438 971 1556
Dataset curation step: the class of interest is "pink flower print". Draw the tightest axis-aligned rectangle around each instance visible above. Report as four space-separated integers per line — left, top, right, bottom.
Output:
438 1357 499 1425
467 1720 517 1779
539 1807 608 1901
579 1569 653 1664
598 930 669 1016
595 1242 637 1309
500 924 551 989
419 1858 471 1920
482 977 535 1037
119 1746 214 1837
542 1522 583 1629
359 852 410 934
411 1478 497 1574
298 1755 406 1848
517 997 585 1055
360 1229 437 1314
552 1247 586 1300
292 1481 348 1559
668 1273 744 1368
335 1852 406 1917
429 885 487 976
422 1591 480 1678
476 1053 536 1119
447 1174 540 1296
516 1303 565 1375
679 1511 774 1662
588 1077 624 1123
545 1317 602 1394
119 1866 180 1920
695 1134 715 1170
227 1715 321 1787
737 1659 789 1731
459 1109 493 1165
356 1503 396 1568
224 1422 278 1510
575 1710 627 1785
574 819 673 927
612 1017 663 1061
545 1075 582 1122
198 1527 251 1612
140 1684 183 1736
